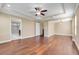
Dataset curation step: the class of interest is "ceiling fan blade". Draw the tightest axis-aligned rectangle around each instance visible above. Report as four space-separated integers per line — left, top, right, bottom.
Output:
41 13 45 16
35 8 38 10
35 7 40 11
41 10 47 12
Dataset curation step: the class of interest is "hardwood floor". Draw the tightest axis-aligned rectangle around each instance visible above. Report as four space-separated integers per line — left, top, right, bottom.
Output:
0 35 78 55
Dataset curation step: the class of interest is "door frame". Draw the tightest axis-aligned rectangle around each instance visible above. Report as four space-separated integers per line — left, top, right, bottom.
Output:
10 17 22 40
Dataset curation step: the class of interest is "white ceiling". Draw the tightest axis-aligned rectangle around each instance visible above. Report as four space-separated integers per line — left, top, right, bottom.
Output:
0 3 78 21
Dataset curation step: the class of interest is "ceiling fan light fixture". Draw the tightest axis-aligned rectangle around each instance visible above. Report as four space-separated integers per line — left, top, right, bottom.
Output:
36 11 40 15
35 7 47 16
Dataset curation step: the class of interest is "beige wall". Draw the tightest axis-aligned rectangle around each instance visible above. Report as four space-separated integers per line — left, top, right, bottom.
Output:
22 19 35 38
55 20 72 36
0 13 35 43
47 19 72 37
44 22 48 37
48 21 55 37
0 13 10 43
40 22 44 35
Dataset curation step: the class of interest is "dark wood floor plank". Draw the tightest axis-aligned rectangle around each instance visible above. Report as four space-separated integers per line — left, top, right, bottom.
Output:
0 35 78 55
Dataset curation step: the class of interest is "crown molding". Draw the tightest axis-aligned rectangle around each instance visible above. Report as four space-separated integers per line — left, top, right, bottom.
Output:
74 3 79 15
44 4 78 21
0 3 77 22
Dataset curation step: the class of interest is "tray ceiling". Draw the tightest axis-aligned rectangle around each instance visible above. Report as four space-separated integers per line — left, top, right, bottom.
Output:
0 3 78 21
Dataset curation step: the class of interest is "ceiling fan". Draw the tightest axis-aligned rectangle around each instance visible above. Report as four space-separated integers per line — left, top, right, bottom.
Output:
35 7 47 16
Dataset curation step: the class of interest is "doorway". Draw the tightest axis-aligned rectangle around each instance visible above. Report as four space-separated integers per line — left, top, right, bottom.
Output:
41 29 44 37
11 19 22 40
35 22 48 37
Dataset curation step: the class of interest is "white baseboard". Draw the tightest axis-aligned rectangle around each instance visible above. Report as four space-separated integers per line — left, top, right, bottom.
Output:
47 34 55 37
0 40 11 44
54 33 72 36
22 35 42 39
22 35 36 39
47 33 72 37
0 35 36 44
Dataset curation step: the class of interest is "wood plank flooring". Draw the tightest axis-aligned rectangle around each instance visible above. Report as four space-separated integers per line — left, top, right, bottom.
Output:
0 35 78 55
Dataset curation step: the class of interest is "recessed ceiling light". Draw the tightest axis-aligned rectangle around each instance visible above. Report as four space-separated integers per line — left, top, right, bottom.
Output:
7 4 11 7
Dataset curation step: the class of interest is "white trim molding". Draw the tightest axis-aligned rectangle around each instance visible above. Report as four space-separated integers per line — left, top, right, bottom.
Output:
0 40 11 44
22 35 36 39
47 34 55 37
54 33 72 36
